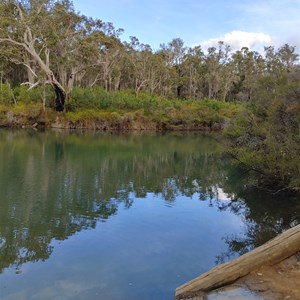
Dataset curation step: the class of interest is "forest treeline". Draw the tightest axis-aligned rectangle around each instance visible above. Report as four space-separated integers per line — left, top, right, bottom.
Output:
0 0 299 192
0 0 298 107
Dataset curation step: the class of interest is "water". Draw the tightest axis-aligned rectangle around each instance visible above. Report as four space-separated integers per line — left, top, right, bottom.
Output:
0 130 299 300
207 286 262 300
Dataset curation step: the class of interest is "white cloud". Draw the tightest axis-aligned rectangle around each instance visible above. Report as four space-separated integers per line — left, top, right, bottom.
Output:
201 31 272 52
234 0 300 50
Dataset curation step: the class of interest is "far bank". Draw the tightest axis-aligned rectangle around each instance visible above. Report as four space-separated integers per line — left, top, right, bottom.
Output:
0 94 240 131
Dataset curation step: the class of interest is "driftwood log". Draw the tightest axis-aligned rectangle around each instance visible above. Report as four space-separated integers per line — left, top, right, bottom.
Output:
175 224 300 299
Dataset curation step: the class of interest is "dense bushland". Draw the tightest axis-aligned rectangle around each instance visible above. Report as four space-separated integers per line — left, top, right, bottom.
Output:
225 69 300 193
0 84 240 130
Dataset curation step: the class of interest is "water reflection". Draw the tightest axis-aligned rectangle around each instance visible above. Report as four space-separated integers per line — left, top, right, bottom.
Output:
215 188 300 263
0 130 299 300
0 130 224 273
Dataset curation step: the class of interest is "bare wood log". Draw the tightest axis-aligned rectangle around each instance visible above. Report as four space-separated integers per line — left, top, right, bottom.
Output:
175 224 300 298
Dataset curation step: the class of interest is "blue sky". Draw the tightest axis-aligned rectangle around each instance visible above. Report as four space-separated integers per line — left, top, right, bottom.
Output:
72 0 300 53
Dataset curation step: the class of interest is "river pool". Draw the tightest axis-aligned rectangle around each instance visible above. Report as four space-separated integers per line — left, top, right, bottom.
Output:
0 130 299 300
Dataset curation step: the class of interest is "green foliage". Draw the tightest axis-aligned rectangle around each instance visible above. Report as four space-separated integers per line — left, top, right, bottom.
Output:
0 102 45 127
66 88 240 128
65 109 122 123
11 103 44 119
0 83 13 105
14 85 54 105
0 0 299 106
225 75 300 192
68 88 169 111
14 86 41 103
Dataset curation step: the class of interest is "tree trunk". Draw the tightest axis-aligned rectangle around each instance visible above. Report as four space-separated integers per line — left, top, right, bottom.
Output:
175 224 300 299
33 50 66 111
53 82 66 112
26 64 36 85
26 43 67 111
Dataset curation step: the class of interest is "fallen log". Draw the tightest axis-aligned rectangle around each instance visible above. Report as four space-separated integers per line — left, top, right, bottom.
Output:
175 224 300 299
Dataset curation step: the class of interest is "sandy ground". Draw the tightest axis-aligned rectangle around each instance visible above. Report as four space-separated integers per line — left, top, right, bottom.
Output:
236 253 300 299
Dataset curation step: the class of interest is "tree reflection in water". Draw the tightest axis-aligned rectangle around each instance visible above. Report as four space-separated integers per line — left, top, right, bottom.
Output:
0 130 299 274
214 168 300 263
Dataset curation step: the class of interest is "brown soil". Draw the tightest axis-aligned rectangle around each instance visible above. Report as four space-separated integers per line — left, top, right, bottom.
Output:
236 253 300 299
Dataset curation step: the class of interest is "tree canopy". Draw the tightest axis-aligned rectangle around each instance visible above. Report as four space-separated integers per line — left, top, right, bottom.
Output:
0 0 299 111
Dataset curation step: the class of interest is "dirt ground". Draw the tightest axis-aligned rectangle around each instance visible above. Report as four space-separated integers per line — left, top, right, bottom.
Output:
236 253 300 299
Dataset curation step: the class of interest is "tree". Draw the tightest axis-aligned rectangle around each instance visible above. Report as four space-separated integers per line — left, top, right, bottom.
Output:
128 39 153 96
230 47 264 102
0 0 69 111
180 45 205 99
0 0 111 111
204 42 235 101
226 45 300 192
159 38 187 98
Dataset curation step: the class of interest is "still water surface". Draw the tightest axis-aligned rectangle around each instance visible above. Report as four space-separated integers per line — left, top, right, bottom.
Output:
0 130 299 300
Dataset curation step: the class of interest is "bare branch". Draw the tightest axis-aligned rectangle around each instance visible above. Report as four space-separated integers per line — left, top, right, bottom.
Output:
25 26 34 46
9 58 38 78
21 81 40 89
38 43 46 56
16 3 24 21
36 2 45 15
0 37 26 48
45 48 50 67
89 73 101 87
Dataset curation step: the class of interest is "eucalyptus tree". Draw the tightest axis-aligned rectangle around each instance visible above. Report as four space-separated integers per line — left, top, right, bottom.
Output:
0 0 67 110
204 42 235 101
277 44 298 72
48 1 103 93
231 47 264 101
159 38 187 98
147 51 169 96
89 38 123 91
180 45 205 99
96 24 124 91
131 41 154 96
0 0 110 111
258 45 299 102
120 37 154 96
96 42 122 91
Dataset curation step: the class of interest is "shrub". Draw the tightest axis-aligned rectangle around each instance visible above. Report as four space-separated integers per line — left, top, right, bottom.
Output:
0 83 13 105
14 85 54 105
225 98 300 192
67 87 112 110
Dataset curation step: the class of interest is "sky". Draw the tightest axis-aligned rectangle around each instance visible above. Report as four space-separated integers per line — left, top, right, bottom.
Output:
72 0 300 53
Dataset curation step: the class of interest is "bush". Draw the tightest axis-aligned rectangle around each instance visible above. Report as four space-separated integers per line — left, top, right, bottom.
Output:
225 98 300 192
65 109 122 123
0 83 13 105
14 85 54 105
68 88 182 111
65 88 241 129
67 87 112 110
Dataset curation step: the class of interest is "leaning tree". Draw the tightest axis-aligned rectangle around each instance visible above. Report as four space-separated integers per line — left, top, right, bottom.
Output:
0 0 102 111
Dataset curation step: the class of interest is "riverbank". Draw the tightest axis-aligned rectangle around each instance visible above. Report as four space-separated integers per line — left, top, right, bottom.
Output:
175 255 300 300
197 255 300 300
175 224 300 300
0 99 240 131
235 253 300 300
